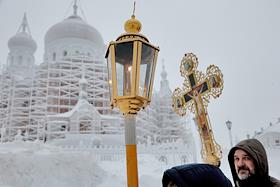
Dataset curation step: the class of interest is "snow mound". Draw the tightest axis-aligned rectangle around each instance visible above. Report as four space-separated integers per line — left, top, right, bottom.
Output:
0 142 105 187
0 141 279 187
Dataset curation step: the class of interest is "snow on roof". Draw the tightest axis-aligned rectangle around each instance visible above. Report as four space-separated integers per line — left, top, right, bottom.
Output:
47 99 99 119
263 123 280 134
47 99 120 121
44 4 104 47
255 123 280 138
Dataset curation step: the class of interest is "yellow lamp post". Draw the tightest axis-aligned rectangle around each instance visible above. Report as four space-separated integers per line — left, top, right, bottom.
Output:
105 7 159 187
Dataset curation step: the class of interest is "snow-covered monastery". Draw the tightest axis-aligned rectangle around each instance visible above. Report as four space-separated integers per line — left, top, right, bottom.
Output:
253 120 280 149
0 2 195 161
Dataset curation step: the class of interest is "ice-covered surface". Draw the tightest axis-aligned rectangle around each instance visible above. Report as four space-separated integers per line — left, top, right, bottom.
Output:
0 141 279 187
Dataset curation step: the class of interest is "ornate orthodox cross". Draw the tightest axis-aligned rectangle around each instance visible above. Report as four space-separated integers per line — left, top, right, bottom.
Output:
172 53 223 166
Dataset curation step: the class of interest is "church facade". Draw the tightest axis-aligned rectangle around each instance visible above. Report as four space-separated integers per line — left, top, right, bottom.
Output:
0 3 194 152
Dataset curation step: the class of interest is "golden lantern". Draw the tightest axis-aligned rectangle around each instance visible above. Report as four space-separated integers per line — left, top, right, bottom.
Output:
105 15 159 115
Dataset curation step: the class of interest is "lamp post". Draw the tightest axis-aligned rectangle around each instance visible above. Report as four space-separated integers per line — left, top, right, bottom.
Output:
225 120 233 147
105 6 159 187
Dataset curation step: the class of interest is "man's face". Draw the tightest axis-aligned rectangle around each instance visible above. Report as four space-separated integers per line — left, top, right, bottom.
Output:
234 149 255 180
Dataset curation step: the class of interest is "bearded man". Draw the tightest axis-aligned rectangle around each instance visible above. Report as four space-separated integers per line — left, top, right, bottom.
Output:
228 138 280 187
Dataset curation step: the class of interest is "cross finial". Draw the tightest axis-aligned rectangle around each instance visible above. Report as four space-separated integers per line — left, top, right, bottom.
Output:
73 0 78 16
133 1 136 16
22 12 27 32
17 12 32 35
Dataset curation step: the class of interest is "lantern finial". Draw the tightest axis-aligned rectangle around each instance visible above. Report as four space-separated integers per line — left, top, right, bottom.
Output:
124 1 142 34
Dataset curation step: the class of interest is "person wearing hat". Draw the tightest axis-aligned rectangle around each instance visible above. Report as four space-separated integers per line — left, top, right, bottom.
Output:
228 138 280 187
162 163 232 187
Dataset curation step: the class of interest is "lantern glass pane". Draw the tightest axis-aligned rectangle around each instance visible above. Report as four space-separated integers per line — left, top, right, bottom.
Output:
106 49 113 101
115 42 133 96
139 43 155 98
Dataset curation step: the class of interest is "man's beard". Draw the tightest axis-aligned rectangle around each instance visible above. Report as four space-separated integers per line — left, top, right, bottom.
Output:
237 166 255 180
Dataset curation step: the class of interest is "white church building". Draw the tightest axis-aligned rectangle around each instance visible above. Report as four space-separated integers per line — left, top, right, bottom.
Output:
0 2 196 163
254 120 280 149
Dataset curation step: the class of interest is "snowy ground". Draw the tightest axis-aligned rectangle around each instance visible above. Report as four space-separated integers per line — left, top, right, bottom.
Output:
0 141 279 187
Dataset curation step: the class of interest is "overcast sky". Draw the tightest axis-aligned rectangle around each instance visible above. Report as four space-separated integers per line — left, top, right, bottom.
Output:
0 0 279 147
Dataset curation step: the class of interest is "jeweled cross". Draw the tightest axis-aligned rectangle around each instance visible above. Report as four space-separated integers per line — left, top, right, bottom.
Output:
172 53 224 166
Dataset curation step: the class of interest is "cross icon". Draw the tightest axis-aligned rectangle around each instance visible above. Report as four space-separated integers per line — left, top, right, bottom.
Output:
172 53 224 166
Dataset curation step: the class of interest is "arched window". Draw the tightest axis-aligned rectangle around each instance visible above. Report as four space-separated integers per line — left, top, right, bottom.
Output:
52 52 56 61
18 56 23 65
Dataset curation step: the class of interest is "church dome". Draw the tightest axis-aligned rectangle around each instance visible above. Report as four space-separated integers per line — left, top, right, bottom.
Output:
8 29 37 52
8 13 37 52
44 15 104 47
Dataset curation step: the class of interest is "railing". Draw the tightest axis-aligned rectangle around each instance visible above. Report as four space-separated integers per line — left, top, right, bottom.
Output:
58 142 196 164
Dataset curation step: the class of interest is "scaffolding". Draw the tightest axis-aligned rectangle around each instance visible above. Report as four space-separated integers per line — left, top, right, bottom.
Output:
0 54 116 140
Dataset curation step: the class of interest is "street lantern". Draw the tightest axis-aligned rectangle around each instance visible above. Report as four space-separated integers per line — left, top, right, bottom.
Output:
225 120 233 147
106 16 159 115
105 5 159 187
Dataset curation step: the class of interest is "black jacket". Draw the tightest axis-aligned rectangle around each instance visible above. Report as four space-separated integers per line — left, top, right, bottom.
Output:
162 163 232 187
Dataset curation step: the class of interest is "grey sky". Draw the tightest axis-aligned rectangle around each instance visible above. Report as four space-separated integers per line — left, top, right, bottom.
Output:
0 0 279 147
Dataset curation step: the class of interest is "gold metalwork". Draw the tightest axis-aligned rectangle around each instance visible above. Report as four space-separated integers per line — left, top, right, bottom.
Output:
124 15 142 34
172 53 223 166
115 96 145 115
124 1 141 34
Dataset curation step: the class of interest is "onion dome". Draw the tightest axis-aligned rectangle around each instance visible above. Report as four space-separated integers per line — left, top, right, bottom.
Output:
8 13 37 52
44 1 104 48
